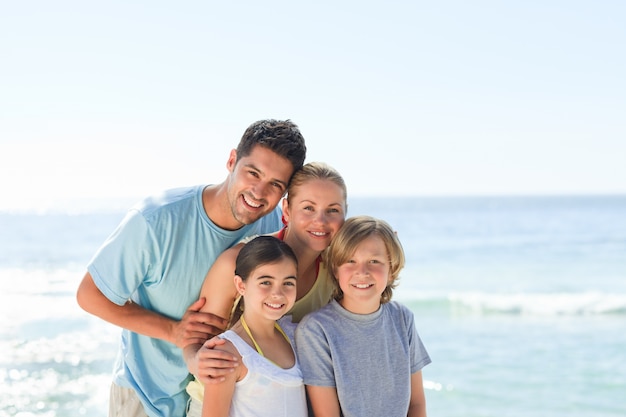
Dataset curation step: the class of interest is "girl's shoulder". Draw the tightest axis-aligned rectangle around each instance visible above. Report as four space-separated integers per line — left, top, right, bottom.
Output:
218 331 245 359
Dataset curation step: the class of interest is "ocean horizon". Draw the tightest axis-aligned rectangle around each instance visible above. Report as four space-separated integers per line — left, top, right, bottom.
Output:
1 194 625 416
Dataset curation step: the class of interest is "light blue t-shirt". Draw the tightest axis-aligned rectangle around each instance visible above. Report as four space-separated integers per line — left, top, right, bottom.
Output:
87 185 282 417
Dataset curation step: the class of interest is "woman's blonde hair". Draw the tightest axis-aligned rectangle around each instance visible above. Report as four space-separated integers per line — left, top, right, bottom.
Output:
325 215 405 304
286 161 347 203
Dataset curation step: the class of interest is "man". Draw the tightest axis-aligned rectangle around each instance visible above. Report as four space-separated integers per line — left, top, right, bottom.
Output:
76 119 306 417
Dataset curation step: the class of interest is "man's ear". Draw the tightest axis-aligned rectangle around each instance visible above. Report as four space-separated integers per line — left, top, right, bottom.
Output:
234 275 246 295
226 149 237 172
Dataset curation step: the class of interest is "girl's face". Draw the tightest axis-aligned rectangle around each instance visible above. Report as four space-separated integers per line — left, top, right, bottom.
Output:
283 179 346 253
236 257 298 321
334 235 391 314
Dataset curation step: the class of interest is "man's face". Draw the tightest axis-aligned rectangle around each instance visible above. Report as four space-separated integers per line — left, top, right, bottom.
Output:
226 145 293 226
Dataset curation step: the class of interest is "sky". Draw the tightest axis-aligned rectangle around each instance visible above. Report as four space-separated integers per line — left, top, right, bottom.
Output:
1 1 625 212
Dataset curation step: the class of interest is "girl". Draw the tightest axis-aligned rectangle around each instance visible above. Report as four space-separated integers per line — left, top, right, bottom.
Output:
186 235 307 417
295 215 432 417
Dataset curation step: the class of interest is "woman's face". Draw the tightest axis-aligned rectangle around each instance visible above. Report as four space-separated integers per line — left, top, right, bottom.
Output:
283 179 346 253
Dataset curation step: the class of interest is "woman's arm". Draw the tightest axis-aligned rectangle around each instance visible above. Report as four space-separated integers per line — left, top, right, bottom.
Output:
184 245 244 381
407 371 427 417
306 385 341 417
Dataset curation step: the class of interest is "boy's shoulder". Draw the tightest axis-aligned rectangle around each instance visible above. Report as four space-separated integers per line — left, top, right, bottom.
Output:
384 300 415 318
297 300 337 327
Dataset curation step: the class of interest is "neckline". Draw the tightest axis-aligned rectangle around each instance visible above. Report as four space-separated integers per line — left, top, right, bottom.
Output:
240 315 289 358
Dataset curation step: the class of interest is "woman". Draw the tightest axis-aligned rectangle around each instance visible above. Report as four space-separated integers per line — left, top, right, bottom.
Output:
184 161 347 385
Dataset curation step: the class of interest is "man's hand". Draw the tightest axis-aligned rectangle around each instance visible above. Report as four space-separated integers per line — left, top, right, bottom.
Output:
172 298 228 349
193 337 239 384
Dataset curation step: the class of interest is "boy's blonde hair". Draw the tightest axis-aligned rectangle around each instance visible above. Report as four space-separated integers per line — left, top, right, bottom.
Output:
326 215 405 304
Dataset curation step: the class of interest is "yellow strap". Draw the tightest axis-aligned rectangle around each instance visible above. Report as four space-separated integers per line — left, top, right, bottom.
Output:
240 315 289 358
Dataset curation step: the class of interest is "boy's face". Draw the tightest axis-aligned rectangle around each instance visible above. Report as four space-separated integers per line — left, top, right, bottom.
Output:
225 145 293 227
335 235 391 315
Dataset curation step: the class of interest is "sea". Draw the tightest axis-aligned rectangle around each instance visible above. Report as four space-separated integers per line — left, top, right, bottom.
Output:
1 195 625 417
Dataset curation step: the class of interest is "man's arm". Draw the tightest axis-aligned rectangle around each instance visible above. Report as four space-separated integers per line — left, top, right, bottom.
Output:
76 272 227 349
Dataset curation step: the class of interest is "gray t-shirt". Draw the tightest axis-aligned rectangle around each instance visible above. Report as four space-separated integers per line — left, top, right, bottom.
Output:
295 299 431 417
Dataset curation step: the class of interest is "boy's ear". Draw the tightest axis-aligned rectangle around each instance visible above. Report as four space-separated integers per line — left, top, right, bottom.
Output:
234 275 246 295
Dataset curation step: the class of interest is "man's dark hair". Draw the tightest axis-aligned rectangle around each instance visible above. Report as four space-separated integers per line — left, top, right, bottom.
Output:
236 119 307 173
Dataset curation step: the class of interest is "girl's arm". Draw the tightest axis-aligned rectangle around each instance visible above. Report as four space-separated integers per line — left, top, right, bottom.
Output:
183 245 244 380
407 370 427 417
306 385 341 417
201 343 241 417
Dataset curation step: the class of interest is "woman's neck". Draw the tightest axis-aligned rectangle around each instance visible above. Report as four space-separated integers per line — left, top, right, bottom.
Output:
282 229 320 299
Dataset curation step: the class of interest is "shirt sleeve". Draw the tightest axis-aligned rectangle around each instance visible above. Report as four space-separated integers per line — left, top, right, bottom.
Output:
294 315 337 387
404 305 432 373
87 209 157 306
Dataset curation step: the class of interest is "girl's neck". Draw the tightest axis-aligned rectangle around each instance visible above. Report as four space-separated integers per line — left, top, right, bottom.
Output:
236 312 277 339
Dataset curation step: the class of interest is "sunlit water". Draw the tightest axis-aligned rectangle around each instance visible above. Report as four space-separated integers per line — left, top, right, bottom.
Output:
2 195 625 416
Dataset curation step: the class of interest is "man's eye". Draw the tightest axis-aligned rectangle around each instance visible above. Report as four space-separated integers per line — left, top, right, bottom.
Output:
271 182 285 191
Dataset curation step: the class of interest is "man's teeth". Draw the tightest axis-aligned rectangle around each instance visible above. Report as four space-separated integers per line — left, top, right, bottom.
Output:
243 195 261 208
310 231 327 236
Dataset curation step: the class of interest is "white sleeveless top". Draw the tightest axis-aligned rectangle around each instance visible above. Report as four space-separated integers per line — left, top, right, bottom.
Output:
187 318 307 417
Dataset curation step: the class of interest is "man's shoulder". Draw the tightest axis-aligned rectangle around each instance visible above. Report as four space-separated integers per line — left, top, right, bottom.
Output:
250 205 283 231
134 185 203 217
